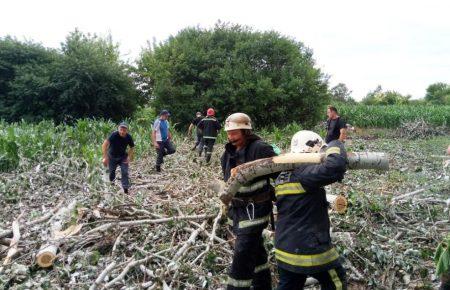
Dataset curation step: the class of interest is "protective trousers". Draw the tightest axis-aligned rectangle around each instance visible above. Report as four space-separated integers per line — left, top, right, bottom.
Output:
277 265 346 290
227 232 271 290
200 138 216 162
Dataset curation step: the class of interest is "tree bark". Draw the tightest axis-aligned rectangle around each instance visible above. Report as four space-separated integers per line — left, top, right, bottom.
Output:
2 214 22 265
220 152 388 204
36 200 78 268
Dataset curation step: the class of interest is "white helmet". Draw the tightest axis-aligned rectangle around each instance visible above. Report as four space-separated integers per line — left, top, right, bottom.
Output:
224 113 252 131
290 130 324 153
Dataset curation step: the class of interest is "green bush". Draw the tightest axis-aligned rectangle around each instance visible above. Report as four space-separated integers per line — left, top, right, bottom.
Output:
138 22 329 128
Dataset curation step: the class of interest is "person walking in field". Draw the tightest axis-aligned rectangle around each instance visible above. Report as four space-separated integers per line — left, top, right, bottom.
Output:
197 108 221 163
221 112 276 290
152 110 176 172
188 111 204 151
102 122 135 193
325 105 347 143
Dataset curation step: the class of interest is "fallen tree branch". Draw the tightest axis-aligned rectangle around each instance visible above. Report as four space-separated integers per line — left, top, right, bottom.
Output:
111 229 127 256
103 249 169 289
391 188 426 204
219 152 389 204
187 222 228 244
85 214 215 236
2 213 23 265
191 208 223 265
90 261 117 290
0 201 64 239
173 221 207 263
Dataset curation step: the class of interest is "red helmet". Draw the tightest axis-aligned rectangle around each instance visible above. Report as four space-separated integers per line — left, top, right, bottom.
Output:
207 108 215 116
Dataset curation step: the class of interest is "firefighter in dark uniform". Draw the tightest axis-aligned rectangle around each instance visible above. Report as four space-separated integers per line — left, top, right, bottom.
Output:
221 112 276 290
197 108 222 163
188 111 204 151
275 130 347 290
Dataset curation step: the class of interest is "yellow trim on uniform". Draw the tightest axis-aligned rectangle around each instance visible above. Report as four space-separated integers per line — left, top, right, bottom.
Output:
238 215 270 229
254 262 270 273
328 268 343 290
227 277 252 288
275 182 306 196
275 247 339 267
326 147 341 156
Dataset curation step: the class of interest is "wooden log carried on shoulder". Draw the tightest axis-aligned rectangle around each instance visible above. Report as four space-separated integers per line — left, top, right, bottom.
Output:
219 152 389 204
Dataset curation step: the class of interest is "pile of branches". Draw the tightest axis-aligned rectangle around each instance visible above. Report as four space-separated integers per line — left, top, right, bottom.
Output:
0 136 448 289
0 142 232 289
397 118 447 140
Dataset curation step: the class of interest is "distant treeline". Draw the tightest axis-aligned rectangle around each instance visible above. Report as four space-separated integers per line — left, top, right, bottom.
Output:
0 31 143 123
1 23 449 127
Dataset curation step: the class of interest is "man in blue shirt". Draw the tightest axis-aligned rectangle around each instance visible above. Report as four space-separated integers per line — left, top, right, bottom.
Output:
151 110 176 172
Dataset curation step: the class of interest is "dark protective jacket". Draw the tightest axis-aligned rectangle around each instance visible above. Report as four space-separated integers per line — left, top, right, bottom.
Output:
197 116 221 139
221 134 276 234
274 140 347 274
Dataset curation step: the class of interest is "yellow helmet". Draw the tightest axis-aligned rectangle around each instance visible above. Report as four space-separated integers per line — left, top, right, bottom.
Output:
290 130 324 153
224 113 252 131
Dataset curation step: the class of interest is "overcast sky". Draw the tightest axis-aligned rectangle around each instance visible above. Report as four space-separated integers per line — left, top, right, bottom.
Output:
1 0 449 100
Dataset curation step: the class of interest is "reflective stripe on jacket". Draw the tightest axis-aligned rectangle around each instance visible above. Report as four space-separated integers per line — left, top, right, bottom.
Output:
197 116 221 138
274 141 347 274
221 135 277 234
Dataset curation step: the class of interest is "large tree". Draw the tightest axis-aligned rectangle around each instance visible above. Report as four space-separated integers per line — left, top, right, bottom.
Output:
425 82 450 105
138 23 329 127
330 83 355 103
0 31 142 122
0 37 60 121
362 85 410 105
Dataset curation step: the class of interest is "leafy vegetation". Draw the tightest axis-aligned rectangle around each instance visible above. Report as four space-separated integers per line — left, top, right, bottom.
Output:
362 85 411 105
138 22 329 128
0 119 152 173
425 82 450 105
0 31 143 123
338 104 449 128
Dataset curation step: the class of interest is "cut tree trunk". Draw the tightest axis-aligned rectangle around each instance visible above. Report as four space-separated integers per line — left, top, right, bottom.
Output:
220 152 388 204
36 200 78 268
327 194 348 214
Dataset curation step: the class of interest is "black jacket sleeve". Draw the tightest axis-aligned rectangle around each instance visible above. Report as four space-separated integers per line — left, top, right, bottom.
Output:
215 121 222 131
254 141 276 159
197 120 204 130
291 142 347 189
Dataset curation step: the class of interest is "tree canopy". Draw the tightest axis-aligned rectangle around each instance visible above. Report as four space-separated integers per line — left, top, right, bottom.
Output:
0 31 142 123
138 23 329 127
362 85 410 105
330 83 356 103
425 82 450 105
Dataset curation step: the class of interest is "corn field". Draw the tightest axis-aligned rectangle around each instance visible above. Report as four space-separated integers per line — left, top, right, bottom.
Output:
338 104 450 128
